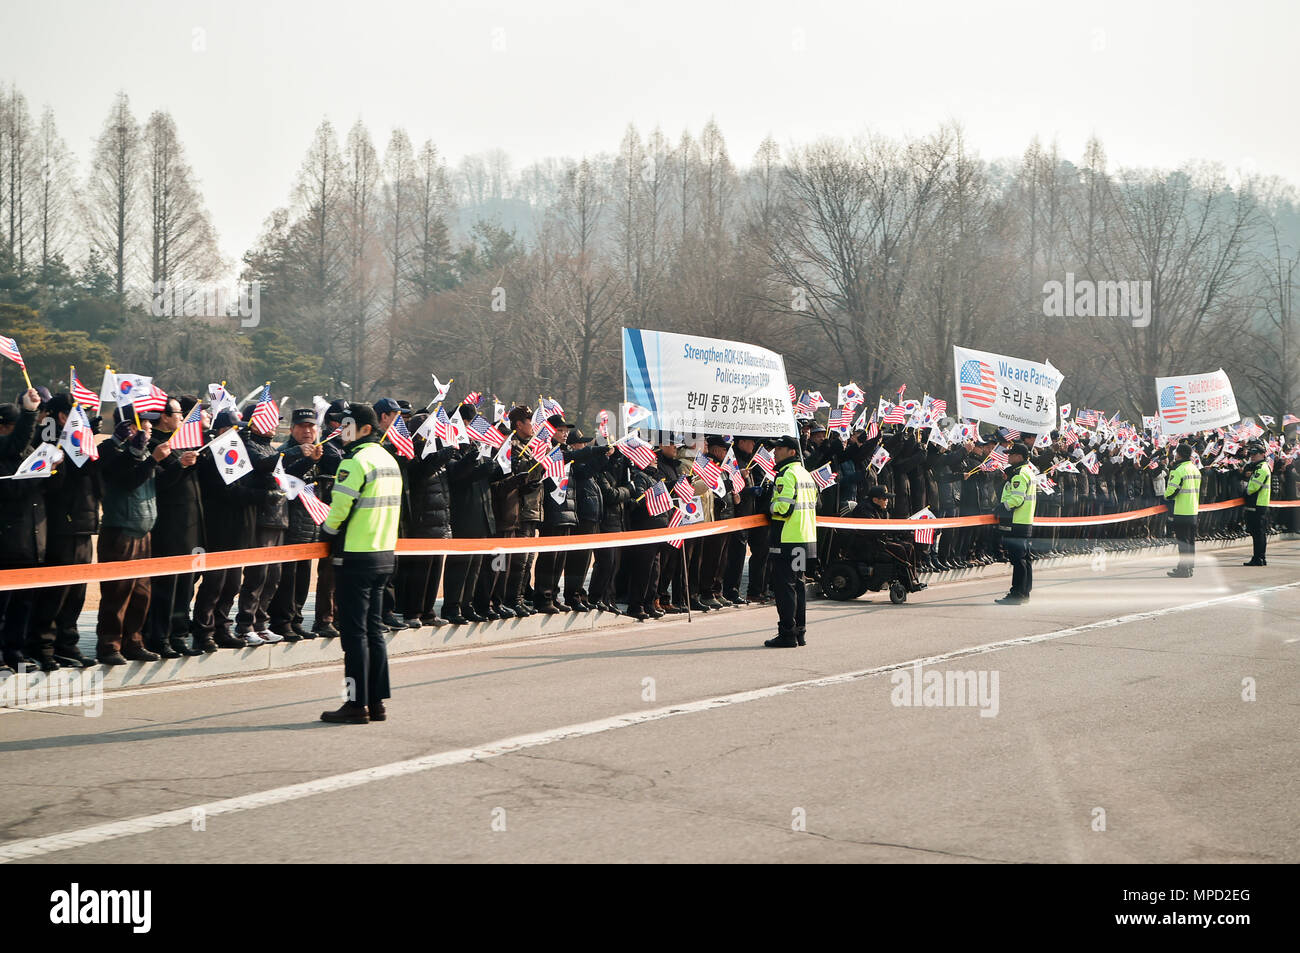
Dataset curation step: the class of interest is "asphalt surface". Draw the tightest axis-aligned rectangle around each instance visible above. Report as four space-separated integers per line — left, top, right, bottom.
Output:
2 540 1297 863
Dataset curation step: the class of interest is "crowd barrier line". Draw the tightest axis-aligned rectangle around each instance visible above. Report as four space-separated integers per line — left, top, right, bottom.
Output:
1 497 1293 592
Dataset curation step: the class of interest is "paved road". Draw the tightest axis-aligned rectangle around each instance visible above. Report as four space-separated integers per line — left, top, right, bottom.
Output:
2 541 1296 863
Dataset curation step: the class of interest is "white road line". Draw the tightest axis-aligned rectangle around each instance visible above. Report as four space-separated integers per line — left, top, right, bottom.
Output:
2 579 1295 863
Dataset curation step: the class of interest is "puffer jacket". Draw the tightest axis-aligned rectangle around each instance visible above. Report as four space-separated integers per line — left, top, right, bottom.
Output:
0 408 44 564
596 454 631 533
408 441 456 539
277 437 324 544
244 428 287 530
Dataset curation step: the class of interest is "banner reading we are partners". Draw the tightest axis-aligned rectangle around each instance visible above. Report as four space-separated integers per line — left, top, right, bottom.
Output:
622 328 798 438
953 344 1063 433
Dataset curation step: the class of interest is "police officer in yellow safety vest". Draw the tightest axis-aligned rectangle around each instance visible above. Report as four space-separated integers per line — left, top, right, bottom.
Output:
1241 442 1272 567
765 435 818 648
1164 443 1201 578
994 442 1036 605
319 403 403 724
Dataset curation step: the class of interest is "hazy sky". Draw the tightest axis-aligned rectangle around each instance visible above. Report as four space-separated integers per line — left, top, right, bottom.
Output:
3 0 1297 273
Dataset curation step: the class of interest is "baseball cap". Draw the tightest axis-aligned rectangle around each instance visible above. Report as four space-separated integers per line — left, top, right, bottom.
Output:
773 435 800 450
115 403 160 423
291 408 316 426
373 397 401 415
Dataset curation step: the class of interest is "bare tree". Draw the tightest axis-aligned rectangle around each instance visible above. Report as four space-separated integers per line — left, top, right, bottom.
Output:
143 110 224 287
84 91 142 298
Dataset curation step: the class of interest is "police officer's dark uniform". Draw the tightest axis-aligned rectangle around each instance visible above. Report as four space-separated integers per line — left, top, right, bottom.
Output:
765 435 817 648
1242 443 1272 566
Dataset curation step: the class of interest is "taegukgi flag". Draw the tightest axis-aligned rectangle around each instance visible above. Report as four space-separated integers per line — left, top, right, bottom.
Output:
952 344 1062 434
1154 368 1239 437
206 430 253 484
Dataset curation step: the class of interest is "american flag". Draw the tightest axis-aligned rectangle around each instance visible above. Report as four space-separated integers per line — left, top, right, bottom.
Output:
881 403 906 425
432 405 452 443
897 384 906 399
1001 427 1021 441
0 335 25 370
1076 409 1100 427
595 409 610 439
750 445 776 480
807 390 830 408
526 421 556 458
170 403 206 449
830 406 853 433
930 398 947 417
531 404 549 430
1061 426 1079 448
299 485 331 524
1283 414 1299 426
134 383 169 414
468 415 506 448
386 413 415 459
980 447 1009 471
692 454 724 490
910 508 937 544
666 505 686 549
616 434 658 470
249 384 280 434
673 476 695 501
463 391 483 407
644 480 673 516
787 384 797 405
541 445 567 482
810 463 835 491
70 366 101 411
793 392 815 415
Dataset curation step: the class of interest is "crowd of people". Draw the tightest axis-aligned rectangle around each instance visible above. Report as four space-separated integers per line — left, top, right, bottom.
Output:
1 382 1296 675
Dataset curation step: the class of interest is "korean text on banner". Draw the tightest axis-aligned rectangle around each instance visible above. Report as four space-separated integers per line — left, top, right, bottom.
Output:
952 344 1062 433
1154 368 1240 436
622 327 798 438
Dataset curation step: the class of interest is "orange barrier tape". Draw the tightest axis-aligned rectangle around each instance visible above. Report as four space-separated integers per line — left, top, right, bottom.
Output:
0 498 1291 591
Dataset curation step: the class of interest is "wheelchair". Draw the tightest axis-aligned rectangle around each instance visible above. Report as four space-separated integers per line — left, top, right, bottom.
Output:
817 528 920 604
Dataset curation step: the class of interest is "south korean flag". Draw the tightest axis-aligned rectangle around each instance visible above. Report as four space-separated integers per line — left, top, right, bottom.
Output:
206 429 254 485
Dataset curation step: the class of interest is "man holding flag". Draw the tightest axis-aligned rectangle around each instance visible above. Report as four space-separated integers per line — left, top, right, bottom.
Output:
0 387 47 671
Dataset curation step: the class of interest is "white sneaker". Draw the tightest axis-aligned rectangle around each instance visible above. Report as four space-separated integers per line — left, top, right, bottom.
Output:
242 630 267 646
258 628 283 644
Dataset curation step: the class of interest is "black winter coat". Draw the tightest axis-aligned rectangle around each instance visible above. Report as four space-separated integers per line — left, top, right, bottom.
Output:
198 435 261 552
448 451 500 537
150 432 205 555
0 408 44 565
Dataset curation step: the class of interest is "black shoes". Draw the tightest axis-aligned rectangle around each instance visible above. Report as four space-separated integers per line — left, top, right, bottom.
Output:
368 701 387 722
764 634 799 648
291 622 314 639
213 631 248 649
98 652 128 666
122 645 161 662
534 601 561 615
170 636 203 656
272 627 304 643
148 641 182 659
320 703 369 724
382 613 406 631
994 593 1028 605
312 622 341 638
1243 559 1266 567
53 651 93 668
420 614 448 627
567 598 590 613
444 614 469 626
1167 567 1193 578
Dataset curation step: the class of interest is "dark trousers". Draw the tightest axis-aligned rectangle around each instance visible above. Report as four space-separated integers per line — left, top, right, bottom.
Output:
1172 514 1197 569
442 554 482 614
659 541 687 605
270 559 312 631
1245 510 1268 561
397 552 444 619
0 581 36 661
624 542 661 613
505 524 539 605
192 566 242 638
315 556 336 625
146 570 195 648
699 533 728 599
728 525 770 598
1005 535 1033 596
236 527 284 631
564 520 597 601
589 540 621 605
336 563 392 709
534 525 572 605
96 529 152 655
28 534 93 659
770 542 807 637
